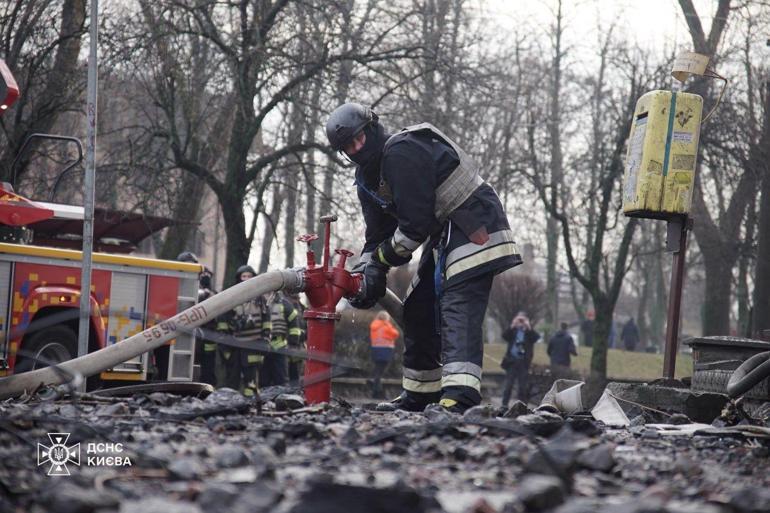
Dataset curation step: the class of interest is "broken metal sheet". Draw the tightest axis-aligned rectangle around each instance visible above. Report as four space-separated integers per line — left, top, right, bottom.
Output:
539 379 586 414
590 390 631 427
693 425 770 439
645 423 713 436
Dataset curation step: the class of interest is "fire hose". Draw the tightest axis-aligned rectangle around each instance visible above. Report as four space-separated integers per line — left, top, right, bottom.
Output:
726 350 770 399
0 269 304 400
0 273 405 402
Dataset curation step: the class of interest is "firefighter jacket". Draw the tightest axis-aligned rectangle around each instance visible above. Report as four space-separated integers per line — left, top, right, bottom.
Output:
227 296 271 365
285 296 306 364
266 292 301 351
198 286 219 354
355 123 521 291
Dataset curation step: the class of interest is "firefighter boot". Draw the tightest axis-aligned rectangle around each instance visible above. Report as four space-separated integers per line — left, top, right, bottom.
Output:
375 390 441 412
435 385 481 414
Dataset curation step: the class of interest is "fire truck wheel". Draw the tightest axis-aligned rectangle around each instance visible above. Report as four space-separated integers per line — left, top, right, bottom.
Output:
16 325 77 373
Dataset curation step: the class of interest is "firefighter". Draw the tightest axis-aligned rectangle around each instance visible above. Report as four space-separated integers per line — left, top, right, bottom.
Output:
196 266 219 386
223 265 271 396
284 291 307 383
325 103 522 413
177 252 218 385
259 291 301 388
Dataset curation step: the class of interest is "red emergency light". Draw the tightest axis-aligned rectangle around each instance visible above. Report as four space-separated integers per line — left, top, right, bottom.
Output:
0 59 19 114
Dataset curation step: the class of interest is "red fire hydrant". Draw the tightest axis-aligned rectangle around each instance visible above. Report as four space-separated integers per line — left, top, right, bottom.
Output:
298 215 362 404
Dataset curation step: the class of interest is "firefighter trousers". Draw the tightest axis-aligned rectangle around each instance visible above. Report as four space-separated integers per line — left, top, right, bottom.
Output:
220 346 262 395
401 254 494 407
260 352 288 388
196 338 217 386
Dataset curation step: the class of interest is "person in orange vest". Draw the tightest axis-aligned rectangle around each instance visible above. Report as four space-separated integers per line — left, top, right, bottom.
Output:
369 311 400 398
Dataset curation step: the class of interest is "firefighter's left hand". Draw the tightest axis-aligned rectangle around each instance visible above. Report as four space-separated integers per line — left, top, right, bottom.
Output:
349 260 388 308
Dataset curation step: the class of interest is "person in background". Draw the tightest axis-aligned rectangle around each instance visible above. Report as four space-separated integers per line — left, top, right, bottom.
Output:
223 265 271 397
621 317 640 352
500 312 540 407
195 265 219 386
369 311 400 398
284 292 306 384
547 322 577 369
260 291 300 388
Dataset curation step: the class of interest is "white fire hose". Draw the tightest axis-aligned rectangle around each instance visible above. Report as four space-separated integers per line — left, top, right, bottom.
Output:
379 288 404 327
0 269 303 400
0 265 405 401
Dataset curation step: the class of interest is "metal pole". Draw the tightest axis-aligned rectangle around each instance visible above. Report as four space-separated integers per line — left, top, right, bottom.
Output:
77 0 98 384
663 216 690 379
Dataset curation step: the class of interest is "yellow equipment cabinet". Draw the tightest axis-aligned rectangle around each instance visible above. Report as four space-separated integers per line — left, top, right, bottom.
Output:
622 90 703 218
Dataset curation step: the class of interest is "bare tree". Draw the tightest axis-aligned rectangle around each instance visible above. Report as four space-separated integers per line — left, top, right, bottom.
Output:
488 272 547 332
115 0 421 284
522 32 659 379
0 0 86 185
677 0 757 336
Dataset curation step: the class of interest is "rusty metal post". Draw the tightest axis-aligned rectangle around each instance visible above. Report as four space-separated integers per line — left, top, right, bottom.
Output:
663 216 691 378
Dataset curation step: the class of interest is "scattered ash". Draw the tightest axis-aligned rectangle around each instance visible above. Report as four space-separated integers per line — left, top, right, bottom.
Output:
0 388 768 513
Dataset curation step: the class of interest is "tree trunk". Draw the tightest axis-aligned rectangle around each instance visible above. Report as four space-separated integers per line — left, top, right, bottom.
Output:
590 295 611 380
752 81 770 337
702 249 733 335
545 221 560 336
544 0 564 339
259 184 284 274
636 255 651 351
737 198 755 337
158 174 206 260
284 179 298 268
220 191 250 288
649 223 668 351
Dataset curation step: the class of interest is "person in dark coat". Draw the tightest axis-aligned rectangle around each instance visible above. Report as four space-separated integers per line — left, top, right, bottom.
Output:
621 317 640 352
500 312 540 407
547 322 577 368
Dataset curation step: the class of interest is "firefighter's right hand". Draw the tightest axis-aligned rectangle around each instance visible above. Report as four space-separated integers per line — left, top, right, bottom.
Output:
350 260 388 309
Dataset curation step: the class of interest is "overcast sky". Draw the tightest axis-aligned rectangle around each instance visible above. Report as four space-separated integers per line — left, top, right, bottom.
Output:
483 0 718 52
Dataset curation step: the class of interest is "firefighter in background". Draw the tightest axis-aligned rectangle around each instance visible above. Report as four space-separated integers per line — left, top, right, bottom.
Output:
284 291 307 383
177 252 218 385
369 310 400 398
196 266 219 385
260 291 301 388
325 103 521 413
223 265 271 396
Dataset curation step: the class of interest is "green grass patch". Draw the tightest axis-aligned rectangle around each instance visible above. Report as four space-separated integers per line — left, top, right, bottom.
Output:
483 343 692 381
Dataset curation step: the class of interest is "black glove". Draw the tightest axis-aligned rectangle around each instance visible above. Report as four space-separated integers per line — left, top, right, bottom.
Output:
349 260 388 309
348 295 379 310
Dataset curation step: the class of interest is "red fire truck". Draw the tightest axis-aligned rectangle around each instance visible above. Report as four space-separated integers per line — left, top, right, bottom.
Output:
0 60 199 384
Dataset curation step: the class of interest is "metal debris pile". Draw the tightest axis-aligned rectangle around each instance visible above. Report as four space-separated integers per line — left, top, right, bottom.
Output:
0 387 769 513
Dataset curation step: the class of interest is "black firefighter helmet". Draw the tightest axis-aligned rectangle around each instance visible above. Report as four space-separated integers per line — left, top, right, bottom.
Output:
325 102 378 151
235 264 256 282
176 251 199 263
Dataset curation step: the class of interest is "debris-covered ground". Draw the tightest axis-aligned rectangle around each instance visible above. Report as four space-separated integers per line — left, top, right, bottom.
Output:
1 386 769 513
